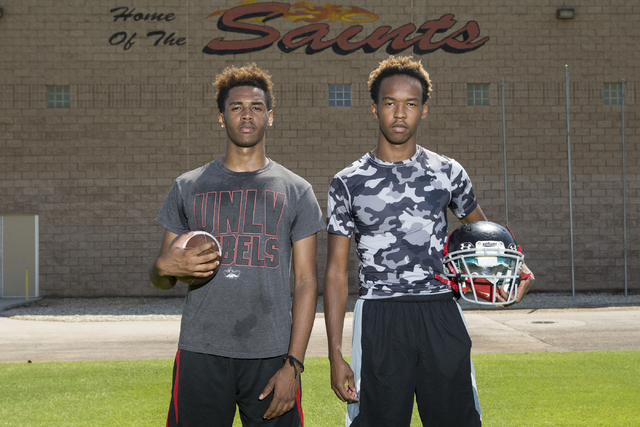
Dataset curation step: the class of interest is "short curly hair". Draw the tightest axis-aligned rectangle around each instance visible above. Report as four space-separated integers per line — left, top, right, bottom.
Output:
368 56 432 105
213 63 275 112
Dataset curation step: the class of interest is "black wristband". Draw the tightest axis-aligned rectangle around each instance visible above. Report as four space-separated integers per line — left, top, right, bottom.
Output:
284 355 304 378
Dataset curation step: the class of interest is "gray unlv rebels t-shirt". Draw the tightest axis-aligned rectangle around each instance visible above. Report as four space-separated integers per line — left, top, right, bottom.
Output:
156 158 324 359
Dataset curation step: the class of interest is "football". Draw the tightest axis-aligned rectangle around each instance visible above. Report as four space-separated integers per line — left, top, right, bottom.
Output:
176 231 221 286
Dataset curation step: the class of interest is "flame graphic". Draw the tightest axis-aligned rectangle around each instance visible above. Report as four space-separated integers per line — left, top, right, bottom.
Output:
204 0 379 23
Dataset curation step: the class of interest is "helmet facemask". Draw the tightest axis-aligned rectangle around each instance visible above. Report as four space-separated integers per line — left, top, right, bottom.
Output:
443 222 526 306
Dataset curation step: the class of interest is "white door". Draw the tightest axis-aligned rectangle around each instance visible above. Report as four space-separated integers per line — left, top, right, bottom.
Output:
1 215 39 298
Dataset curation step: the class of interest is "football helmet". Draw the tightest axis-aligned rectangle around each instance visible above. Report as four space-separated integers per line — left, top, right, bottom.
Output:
442 221 527 306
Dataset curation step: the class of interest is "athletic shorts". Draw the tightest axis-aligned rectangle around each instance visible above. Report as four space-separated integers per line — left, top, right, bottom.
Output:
166 350 303 427
347 293 482 427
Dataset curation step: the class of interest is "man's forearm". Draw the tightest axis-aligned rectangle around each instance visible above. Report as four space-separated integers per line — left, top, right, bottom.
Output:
324 273 349 362
288 277 318 362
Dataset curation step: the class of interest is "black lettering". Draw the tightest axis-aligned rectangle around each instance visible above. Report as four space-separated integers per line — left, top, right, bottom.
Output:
218 191 243 234
265 191 285 236
243 190 262 234
124 34 136 50
111 7 135 22
264 238 280 268
163 32 179 46
148 30 166 46
251 236 265 267
109 31 136 50
205 192 217 233
109 31 127 44
147 31 186 47
194 193 205 229
111 7 176 22
193 192 217 232
220 235 236 265
236 236 252 266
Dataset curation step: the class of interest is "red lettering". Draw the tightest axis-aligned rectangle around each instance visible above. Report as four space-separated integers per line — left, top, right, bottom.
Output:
360 24 417 54
277 23 418 55
414 15 458 53
192 190 283 268
439 20 489 53
278 23 333 53
202 2 290 55
203 8 489 55
330 25 368 53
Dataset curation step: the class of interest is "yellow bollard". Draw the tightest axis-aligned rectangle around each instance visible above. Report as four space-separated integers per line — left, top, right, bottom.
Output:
25 269 29 301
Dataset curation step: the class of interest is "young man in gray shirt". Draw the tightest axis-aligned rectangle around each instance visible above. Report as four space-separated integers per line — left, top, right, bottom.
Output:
150 64 324 426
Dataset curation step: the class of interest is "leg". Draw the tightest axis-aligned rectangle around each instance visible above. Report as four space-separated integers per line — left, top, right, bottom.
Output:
414 299 481 427
345 299 363 426
350 299 417 427
166 350 237 427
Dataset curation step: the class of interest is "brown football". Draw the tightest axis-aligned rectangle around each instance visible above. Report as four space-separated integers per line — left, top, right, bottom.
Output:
176 231 221 286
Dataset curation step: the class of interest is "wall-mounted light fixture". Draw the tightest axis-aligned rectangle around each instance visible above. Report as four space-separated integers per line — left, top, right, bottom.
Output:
556 8 575 19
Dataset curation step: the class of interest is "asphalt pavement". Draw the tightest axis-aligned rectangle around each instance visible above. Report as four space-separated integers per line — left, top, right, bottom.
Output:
2 297 640 363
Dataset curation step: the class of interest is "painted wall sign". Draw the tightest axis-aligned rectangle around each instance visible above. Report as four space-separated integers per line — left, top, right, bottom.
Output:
108 7 186 51
203 1 489 55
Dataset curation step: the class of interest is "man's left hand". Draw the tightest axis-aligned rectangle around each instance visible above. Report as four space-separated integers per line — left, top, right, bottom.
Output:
498 263 534 308
259 362 299 419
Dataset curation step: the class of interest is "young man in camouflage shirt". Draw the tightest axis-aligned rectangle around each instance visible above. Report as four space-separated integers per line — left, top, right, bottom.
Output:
323 56 534 426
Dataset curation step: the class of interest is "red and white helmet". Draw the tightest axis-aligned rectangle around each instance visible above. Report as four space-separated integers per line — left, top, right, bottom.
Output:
443 221 528 306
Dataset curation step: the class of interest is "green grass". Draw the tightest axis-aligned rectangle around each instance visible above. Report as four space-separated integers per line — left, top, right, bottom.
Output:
476 352 640 426
1 352 639 426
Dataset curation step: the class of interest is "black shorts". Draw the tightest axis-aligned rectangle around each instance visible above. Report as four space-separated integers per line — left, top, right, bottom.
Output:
166 350 303 427
348 294 482 427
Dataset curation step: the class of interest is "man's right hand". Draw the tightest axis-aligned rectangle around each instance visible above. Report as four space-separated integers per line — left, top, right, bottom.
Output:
150 230 220 290
155 231 220 279
330 357 359 403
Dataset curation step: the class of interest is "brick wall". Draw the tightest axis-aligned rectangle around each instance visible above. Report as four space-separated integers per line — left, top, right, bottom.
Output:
0 0 638 297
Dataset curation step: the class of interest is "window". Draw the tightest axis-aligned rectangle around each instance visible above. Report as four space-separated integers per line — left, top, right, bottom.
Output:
467 83 489 106
329 85 351 107
604 83 622 105
46 85 70 109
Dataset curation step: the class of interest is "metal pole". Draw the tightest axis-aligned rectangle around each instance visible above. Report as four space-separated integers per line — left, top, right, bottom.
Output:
501 78 509 225
565 65 576 299
186 0 190 172
622 79 627 297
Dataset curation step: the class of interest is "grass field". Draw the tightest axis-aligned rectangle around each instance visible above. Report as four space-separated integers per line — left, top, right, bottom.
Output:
1 351 639 426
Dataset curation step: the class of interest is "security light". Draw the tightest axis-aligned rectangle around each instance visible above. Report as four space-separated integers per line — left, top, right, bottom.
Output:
556 8 575 19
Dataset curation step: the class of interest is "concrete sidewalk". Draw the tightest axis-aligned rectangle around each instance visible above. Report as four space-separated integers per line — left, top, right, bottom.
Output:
2 306 640 363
